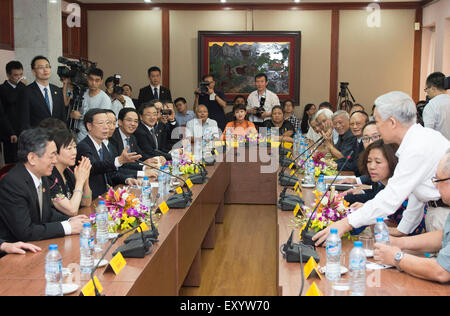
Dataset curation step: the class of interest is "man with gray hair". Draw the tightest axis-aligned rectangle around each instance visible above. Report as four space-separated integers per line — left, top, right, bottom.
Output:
315 108 338 144
372 151 450 283
313 91 450 246
322 110 356 159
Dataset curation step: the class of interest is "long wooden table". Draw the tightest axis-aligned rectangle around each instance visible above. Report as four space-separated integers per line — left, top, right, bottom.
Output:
1 146 449 296
276 171 450 296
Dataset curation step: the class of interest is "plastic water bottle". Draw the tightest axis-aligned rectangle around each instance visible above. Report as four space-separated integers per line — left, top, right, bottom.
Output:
349 241 367 296
317 175 326 194
325 229 342 281
96 201 109 246
45 244 63 296
158 171 166 203
80 223 94 275
163 166 171 196
374 218 390 245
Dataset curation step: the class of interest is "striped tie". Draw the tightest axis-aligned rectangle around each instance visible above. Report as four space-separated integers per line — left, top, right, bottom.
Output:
44 87 51 114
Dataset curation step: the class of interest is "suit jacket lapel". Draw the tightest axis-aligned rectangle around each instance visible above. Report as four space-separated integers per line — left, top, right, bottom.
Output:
19 164 42 223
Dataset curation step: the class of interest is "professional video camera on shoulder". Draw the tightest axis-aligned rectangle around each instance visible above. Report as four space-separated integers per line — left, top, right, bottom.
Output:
57 56 98 132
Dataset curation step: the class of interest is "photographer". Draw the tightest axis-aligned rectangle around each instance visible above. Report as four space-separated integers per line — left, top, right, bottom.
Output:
423 72 450 140
70 68 113 143
110 79 135 116
247 73 280 129
194 74 227 131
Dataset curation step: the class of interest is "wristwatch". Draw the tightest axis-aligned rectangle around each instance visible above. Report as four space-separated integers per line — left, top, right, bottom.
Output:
394 252 404 272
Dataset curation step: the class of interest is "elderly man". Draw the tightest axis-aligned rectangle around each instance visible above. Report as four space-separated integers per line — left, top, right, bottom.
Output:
373 152 450 284
336 111 369 173
185 104 219 161
322 110 356 159
313 91 450 246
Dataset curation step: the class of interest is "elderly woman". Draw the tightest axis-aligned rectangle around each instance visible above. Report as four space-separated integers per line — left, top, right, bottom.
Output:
262 105 295 143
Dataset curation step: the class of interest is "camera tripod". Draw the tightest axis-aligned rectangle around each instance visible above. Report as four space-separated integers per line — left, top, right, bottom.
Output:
337 82 355 112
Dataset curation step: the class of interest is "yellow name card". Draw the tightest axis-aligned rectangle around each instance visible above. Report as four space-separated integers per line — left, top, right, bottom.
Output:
81 276 104 296
176 187 183 194
271 141 281 148
283 142 293 149
106 251 127 276
304 256 323 280
159 201 169 214
293 204 301 217
286 152 292 159
186 179 193 189
139 222 150 232
305 282 323 297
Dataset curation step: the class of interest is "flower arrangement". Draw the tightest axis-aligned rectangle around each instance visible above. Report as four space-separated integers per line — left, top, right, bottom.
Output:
92 187 152 232
292 187 355 240
165 152 203 176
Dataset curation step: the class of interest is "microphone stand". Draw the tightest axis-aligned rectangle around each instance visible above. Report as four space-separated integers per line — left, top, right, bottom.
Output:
88 225 149 296
279 137 326 187
300 151 354 246
139 160 193 209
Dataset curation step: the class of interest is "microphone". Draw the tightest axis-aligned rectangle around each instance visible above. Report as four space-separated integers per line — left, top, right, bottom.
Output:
138 160 192 209
89 225 152 296
300 151 354 246
279 137 326 187
188 161 208 184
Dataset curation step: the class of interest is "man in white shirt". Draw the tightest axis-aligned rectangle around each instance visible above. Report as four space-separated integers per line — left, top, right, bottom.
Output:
313 91 450 246
423 72 450 140
70 68 113 143
185 105 219 161
247 73 280 128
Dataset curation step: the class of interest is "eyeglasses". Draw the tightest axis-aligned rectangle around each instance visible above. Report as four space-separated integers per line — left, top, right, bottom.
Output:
124 118 139 124
431 176 450 184
362 135 381 143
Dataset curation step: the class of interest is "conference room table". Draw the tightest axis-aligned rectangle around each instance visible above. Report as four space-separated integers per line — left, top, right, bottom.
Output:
0 145 449 296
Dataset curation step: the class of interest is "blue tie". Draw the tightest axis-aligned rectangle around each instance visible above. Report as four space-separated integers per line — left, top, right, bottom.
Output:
98 148 104 161
154 87 158 100
44 87 51 113
125 138 131 153
98 147 109 188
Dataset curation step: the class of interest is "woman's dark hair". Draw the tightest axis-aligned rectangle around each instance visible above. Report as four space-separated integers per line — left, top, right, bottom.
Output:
233 103 247 114
301 103 315 133
358 140 399 179
272 105 283 114
17 128 52 163
51 128 76 154
39 118 67 130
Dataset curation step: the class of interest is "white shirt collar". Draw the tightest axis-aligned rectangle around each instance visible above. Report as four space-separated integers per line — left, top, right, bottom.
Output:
25 167 42 190
396 124 419 158
150 84 161 91
7 81 17 89
36 81 49 91
143 122 157 132
119 128 128 141
88 134 103 152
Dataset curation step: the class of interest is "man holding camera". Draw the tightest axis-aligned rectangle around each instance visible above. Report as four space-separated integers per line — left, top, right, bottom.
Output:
194 74 227 131
247 73 280 129
70 68 113 143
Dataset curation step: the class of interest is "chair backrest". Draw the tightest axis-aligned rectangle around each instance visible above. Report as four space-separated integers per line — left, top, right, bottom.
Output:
0 164 15 181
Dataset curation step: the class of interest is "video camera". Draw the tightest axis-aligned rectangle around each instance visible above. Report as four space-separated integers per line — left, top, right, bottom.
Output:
256 95 266 118
112 74 123 95
198 81 211 96
57 56 98 132
445 76 450 90
339 82 349 98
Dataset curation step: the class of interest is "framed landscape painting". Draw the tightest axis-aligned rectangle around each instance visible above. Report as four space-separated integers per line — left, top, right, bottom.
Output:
198 31 301 104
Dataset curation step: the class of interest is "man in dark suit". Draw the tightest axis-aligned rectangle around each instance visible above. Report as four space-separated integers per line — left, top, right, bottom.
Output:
19 56 67 131
137 66 172 109
0 128 88 243
76 109 142 199
135 103 173 161
109 108 159 179
0 61 27 163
